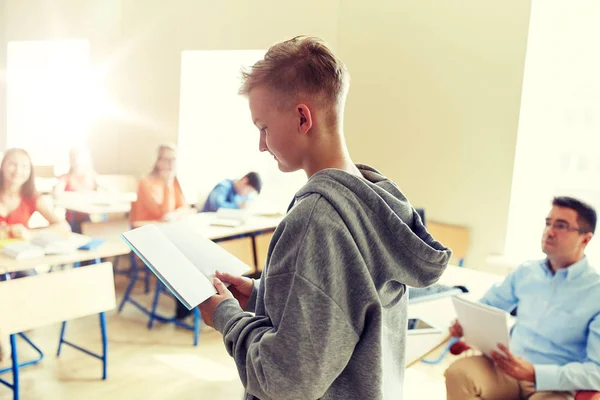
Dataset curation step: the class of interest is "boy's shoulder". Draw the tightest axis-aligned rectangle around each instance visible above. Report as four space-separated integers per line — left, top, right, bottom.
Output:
284 193 343 228
267 193 354 277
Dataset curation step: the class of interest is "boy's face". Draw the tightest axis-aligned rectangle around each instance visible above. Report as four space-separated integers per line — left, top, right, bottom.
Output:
248 87 306 173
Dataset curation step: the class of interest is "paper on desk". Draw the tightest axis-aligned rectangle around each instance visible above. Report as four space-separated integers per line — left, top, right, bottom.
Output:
452 296 511 357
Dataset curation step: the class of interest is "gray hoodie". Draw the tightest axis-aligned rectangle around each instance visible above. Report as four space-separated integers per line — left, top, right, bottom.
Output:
213 164 451 400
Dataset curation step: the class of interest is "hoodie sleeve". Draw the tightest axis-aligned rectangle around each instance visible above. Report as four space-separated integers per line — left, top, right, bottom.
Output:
212 200 362 400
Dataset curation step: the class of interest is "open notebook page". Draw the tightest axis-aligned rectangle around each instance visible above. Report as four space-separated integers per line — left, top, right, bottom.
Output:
158 219 252 279
122 225 216 309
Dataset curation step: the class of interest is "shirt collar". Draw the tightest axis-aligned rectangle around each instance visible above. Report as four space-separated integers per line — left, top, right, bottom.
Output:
541 256 590 280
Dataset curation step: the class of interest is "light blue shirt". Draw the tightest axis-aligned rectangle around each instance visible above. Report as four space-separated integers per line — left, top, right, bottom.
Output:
480 257 600 391
201 179 248 213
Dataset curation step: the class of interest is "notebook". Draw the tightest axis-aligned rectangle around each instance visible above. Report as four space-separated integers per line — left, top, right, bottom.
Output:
452 296 511 357
3 233 92 260
210 208 250 228
2 242 45 260
30 232 92 255
121 220 252 310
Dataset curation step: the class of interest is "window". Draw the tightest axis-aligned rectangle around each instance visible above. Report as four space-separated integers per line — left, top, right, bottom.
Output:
505 0 600 264
6 39 103 171
177 50 306 212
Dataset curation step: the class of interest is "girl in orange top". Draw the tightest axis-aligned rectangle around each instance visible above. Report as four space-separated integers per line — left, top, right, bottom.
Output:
53 145 99 233
0 148 70 278
130 144 192 224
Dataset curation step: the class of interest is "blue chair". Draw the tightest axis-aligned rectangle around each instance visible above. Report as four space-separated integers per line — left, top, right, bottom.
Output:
0 333 44 400
117 252 152 314
148 281 202 346
117 255 200 345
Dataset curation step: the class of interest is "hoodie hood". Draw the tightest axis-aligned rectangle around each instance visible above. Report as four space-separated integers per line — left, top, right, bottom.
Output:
293 164 451 298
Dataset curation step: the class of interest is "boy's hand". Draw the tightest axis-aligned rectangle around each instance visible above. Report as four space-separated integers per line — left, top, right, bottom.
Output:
198 277 233 328
215 271 254 310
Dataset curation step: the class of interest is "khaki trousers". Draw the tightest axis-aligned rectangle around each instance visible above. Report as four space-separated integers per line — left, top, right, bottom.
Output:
444 355 575 400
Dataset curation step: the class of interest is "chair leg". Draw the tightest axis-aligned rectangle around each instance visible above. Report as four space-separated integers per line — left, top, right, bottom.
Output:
148 282 162 330
11 334 19 400
193 308 201 347
118 254 139 313
144 268 151 294
57 321 67 356
100 312 108 380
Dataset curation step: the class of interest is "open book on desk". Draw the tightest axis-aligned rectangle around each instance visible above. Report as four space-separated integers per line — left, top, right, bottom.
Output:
31 232 92 255
121 220 252 310
210 208 250 228
2 233 93 260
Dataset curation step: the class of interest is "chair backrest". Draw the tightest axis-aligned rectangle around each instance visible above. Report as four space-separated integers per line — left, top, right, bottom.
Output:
33 165 56 178
426 221 470 266
0 262 116 335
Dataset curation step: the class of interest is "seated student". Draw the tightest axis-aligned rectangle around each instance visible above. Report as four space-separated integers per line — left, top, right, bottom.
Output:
53 145 99 233
130 144 192 224
201 172 262 212
0 148 71 280
130 144 193 320
445 196 600 399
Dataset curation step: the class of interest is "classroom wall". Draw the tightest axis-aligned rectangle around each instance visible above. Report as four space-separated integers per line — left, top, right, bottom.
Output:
0 0 341 176
0 0 532 270
338 0 532 269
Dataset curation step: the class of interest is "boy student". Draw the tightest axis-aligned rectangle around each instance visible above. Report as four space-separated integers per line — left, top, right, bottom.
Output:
201 172 262 212
198 36 451 400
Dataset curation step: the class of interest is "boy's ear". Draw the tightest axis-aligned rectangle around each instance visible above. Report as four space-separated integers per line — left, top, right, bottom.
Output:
296 104 313 134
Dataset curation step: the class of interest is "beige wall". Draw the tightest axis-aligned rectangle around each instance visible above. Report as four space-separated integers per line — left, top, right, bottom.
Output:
338 0 531 269
0 0 532 270
0 0 341 175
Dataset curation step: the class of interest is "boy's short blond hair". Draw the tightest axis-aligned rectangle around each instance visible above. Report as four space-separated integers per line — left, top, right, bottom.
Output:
239 36 350 111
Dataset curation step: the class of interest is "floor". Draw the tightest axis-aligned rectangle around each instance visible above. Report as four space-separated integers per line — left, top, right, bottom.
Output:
0 268 450 399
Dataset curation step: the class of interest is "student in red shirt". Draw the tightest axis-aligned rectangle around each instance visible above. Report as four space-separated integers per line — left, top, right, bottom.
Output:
53 145 99 233
0 148 70 279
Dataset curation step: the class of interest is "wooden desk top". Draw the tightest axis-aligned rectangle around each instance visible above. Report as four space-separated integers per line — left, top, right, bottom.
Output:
54 191 136 215
0 238 130 274
133 213 282 241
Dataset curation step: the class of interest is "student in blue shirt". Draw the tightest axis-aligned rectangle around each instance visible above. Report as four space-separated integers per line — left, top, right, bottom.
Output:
201 172 262 213
176 172 263 319
445 196 600 399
